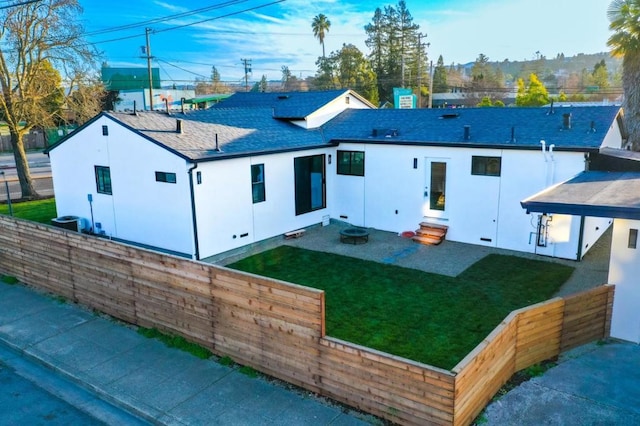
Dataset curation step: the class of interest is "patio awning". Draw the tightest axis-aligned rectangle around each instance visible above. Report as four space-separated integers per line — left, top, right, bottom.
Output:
521 171 640 220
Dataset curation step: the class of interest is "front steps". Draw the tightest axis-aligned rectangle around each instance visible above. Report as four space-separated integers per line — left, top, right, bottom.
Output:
412 222 448 245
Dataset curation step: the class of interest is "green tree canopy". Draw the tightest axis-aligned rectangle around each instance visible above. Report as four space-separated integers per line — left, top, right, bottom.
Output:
312 14 331 58
516 73 550 106
432 55 448 93
364 1 424 104
313 44 379 105
0 0 98 198
591 59 610 89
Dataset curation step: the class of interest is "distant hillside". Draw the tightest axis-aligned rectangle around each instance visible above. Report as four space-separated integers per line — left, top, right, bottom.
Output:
459 52 621 83
490 52 622 77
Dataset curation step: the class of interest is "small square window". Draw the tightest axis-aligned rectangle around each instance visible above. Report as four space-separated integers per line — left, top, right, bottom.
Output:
251 164 265 203
95 166 112 195
337 150 365 176
155 171 177 183
102 125 109 136
196 171 202 185
471 156 501 176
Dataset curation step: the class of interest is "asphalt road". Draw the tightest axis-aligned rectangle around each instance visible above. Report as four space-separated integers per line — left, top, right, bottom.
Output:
0 151 53 199
0 344 149 425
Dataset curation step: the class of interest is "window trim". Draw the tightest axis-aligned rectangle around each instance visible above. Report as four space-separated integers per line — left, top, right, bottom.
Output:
95 166 112 195
471 156 501 177
155 171 177 184
251 164 266 203
337 150 365 176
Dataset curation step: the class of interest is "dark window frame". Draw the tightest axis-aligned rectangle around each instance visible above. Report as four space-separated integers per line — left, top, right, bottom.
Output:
294 154 326 215
471 156 501 177
95 166 112 195
337 150 365 176
155 171 177 184
251 164 266 203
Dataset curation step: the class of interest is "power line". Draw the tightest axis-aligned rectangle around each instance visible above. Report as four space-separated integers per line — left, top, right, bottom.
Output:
88 0 286 46
84 0 250 37
0 0 43 9
152 0 286 35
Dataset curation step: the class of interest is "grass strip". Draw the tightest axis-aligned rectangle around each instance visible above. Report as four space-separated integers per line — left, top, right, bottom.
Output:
0 198 57 224
137 327 212 360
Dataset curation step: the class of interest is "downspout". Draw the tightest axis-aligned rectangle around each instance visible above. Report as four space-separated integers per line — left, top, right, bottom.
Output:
576 216 585 261
548 144 556 185
540 140 549 187
188 162 200 260
540 140 548 162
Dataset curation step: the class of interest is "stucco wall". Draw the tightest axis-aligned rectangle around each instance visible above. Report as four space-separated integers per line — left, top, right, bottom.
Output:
50 116 195 256
194 149 333 258
329 143 587 259
609 218 640 343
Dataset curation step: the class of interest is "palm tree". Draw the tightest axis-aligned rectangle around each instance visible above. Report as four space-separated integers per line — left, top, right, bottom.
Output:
608 0 640 150
312 14 331 58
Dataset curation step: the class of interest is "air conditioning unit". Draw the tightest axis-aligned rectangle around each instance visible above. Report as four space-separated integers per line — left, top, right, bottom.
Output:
51 216 84 232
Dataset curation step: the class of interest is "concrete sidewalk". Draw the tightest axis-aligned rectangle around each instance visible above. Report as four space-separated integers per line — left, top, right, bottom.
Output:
0 281 377 425
484 340 640 425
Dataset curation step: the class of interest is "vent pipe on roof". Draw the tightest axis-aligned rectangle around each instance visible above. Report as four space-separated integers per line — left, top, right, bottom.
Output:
165 98 170 114
215 133 221 152
132 100 137 115
548 99 555 115
176 119 183 134
590 120 596 133
463 125 471 141
181 98 186 114
563 113 572 129
510 126 516 143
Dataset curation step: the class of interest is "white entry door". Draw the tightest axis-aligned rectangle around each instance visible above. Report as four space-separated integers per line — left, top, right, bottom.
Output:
423 158 449 219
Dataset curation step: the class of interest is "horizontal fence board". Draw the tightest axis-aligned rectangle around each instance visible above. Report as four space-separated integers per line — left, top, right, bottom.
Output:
0 216 615 426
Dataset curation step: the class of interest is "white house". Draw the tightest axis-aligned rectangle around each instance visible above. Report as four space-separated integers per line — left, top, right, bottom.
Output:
47 90 625 261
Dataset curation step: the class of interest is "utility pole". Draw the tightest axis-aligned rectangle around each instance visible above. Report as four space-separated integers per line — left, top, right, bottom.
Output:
429 60 434 109
417 33 427 108
144 28 154 111
241 58 252 92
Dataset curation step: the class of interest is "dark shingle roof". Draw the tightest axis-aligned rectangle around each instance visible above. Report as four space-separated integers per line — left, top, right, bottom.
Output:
521 171 640 219
106 108 329 161
323 106 621 150
212 90 350 119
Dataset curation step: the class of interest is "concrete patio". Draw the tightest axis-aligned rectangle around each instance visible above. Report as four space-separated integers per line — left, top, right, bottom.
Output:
210 221 612 297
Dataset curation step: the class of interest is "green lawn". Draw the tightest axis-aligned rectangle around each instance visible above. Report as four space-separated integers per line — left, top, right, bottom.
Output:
0 198 57 224
228 246 574 370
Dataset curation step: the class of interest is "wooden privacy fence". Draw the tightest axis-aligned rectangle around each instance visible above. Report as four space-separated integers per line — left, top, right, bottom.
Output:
0 216 614 426
0 133 46 152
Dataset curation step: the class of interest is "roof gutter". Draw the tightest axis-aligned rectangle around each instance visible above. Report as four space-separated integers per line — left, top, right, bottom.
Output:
188 162 200 260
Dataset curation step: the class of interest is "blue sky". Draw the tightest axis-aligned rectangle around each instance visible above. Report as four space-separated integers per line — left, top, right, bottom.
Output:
80 0 612 86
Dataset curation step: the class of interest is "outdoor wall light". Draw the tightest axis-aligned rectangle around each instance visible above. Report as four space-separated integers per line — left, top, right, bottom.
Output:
328 154 332 165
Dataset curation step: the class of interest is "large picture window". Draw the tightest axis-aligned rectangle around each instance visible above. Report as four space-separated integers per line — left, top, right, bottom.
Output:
337 150 365 176
251 164 265 203
471 156 501 176
95 166 112 195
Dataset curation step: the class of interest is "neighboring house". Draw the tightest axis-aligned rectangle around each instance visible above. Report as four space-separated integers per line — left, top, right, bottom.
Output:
46 90 624 262
115 89 197 112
